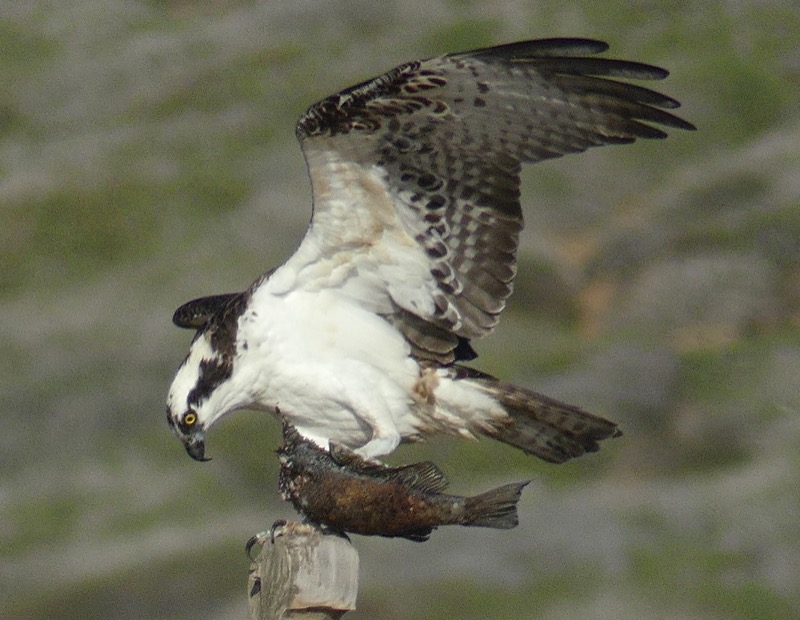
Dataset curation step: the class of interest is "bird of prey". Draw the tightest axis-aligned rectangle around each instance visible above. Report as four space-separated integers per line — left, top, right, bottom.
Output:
166 38 694 463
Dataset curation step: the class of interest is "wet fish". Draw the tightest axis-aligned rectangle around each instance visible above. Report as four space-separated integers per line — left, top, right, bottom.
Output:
277 422 529 542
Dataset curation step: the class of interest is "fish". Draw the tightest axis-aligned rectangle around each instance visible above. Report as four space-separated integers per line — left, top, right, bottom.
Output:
277 422 529 542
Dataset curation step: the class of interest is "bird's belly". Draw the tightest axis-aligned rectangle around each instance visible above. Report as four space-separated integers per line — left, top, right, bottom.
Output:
238 289 423 448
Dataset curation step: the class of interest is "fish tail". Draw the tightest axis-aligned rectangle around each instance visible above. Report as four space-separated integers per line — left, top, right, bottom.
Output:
456 367 622 464
462 481 529 529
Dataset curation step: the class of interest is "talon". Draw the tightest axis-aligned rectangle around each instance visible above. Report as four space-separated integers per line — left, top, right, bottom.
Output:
270 518 288 543
245 532 267 561
329 441 356 465
335 529 351 543
311 520 351 542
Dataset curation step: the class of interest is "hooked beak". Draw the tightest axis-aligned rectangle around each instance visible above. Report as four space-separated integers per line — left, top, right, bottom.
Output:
184 432 211 462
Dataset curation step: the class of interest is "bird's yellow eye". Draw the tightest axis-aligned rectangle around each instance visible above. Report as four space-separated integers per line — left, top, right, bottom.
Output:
183 411 197 427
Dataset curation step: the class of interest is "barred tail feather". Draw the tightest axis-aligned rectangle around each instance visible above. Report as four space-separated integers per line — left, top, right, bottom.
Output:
462 481 529 529
458 368 622 464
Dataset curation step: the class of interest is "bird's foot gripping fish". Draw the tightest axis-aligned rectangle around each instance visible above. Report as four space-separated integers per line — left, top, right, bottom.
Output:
278 422 529 542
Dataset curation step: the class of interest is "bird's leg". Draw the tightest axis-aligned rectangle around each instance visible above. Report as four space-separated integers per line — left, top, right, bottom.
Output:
348 410 401 461
332 377 402 461
353 432 400 461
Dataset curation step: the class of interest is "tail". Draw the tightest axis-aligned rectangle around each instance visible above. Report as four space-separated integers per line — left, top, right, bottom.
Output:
456 367 622 464
462 481 529 529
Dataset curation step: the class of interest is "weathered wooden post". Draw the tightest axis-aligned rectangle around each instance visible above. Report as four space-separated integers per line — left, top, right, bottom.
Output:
247 522 359 620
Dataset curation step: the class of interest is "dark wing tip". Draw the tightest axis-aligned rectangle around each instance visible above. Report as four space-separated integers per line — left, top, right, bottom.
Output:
532 56 671 82
452 38 695 134
454 337 478 362
674 117 697 131
454 38 609 61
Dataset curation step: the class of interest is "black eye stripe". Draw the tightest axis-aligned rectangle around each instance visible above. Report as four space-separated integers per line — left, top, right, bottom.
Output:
187 358 232 407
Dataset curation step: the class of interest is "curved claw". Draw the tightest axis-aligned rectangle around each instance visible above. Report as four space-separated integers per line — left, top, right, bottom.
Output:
245 532 267 561
270 519 288 543
245 519 291 560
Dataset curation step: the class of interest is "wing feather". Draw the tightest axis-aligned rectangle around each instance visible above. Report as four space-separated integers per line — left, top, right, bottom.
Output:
279 38 694 362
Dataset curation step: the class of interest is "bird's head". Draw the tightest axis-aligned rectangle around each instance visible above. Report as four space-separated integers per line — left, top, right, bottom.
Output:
166 331 239 462
167 292 246 461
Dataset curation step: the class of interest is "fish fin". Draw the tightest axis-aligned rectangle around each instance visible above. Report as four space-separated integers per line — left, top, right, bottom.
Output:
329 443 449 493
462 481 530 529
384 461 450 493
398 528 435 542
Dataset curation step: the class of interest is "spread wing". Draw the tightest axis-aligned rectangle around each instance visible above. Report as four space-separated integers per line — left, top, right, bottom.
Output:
273 38 694 363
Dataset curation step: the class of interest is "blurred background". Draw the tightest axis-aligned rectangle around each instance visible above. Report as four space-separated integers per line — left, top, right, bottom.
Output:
2 1 799 618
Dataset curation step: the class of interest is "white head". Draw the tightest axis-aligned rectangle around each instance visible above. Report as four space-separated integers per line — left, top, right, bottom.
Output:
166 293 249 461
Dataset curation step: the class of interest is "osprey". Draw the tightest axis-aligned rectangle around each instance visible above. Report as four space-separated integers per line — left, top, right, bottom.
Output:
166 38 694 463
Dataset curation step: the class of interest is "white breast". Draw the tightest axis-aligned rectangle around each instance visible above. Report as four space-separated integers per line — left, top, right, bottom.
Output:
235 286 422 448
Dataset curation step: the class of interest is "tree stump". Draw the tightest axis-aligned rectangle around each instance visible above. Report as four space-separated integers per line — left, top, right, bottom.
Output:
248 522 359 619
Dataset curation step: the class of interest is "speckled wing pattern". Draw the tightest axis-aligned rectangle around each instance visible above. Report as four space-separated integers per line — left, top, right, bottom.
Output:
296 39 694 363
